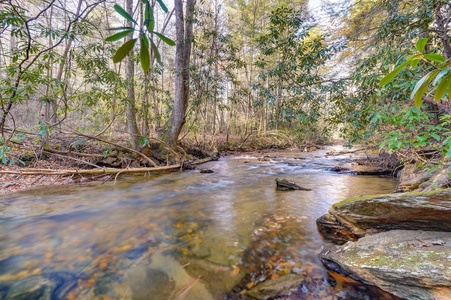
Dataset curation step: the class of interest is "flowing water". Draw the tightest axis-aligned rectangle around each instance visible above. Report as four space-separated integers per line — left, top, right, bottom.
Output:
0 146 399 299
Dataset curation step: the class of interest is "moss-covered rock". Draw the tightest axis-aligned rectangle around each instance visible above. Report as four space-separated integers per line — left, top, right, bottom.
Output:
320 189 451 241
319 230 451 300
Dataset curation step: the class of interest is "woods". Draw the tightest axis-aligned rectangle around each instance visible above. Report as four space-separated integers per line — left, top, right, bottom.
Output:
0 0 451 170
2 1 451 299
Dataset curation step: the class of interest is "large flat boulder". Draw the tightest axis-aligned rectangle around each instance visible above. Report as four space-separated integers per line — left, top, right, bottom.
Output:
319 230 451 300
317 189 451 243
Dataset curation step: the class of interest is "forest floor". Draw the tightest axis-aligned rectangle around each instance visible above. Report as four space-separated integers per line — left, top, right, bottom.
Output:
0 162 108 196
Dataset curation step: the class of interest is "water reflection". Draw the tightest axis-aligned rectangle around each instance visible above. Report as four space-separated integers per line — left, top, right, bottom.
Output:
0 147 399 299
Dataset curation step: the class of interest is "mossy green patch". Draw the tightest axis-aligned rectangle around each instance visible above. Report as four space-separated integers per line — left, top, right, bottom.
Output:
331 188 451 211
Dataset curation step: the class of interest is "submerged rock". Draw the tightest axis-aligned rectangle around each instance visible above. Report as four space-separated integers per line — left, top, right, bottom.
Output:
319 230 451 300
5 272 76 300
318 189 451 242
127 267 175 300
177 257 245 298
188 245 211 259
245 274 306 300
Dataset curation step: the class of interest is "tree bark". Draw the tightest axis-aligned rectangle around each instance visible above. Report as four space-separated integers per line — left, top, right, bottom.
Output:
435 1 451 59
167 0 196 147
125 0 141 150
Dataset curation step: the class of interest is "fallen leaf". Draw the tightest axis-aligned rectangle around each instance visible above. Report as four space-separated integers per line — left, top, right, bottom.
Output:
231 266 240 276
114 245 133 252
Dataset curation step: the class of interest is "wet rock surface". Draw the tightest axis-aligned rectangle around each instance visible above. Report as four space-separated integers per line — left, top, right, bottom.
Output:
319 230 451 300
316 214 358 244
275 178 311 191
398 164 451 192
244 274 306 300
325 161 394 176
319 189 451 242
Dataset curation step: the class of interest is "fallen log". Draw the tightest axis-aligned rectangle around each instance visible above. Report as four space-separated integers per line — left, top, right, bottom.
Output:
0 157 214 176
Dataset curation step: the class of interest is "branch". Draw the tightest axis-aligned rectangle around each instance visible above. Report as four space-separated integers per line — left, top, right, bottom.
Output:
62 129 158 167
291 77 351 89
422 95 451 115
0 157 214 176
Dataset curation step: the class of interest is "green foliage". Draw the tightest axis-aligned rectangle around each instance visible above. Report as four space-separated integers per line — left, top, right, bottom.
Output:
380 38 450 108
378 107 451 158
37 121 52 137
106 0 173 73
113 4 138 26
112 38 137 63
333 0 449 146
254 6 343 130
0 143 12 165
0 137 25 166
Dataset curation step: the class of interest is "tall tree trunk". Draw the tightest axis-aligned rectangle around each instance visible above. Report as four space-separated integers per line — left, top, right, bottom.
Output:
125 0 141 150
51 0 83 131
44 4 54 140
167 0 196 147
435 1 451 59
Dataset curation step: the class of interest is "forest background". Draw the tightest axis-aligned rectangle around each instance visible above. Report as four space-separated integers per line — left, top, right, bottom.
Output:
1 0 451 175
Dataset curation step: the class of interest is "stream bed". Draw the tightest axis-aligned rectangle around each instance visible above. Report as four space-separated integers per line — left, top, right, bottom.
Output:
0 146 399 299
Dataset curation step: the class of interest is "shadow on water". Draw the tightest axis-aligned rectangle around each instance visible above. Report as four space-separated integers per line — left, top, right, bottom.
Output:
0 146 400 299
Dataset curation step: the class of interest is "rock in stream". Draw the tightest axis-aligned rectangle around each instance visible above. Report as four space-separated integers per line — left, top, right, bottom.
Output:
317 189 451 243
319 230 451 300
317 188 451 299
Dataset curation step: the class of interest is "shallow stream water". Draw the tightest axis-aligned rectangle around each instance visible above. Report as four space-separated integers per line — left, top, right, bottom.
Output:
0 146 399 299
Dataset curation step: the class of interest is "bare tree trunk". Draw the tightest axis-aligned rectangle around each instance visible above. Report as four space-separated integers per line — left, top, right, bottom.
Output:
167 0 196 147
44 4 54 137
52 0 83 131
435 2 451 59
125 0 141 150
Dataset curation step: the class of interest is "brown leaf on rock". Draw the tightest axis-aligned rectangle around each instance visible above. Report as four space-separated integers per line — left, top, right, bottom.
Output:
231 266 240 276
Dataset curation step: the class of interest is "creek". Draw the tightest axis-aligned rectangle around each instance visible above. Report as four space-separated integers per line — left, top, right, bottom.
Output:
0 146 399 299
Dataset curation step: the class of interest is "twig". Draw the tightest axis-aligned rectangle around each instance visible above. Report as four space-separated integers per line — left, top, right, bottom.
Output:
174 277 201 300
114 165 129 184
44 151 102 169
